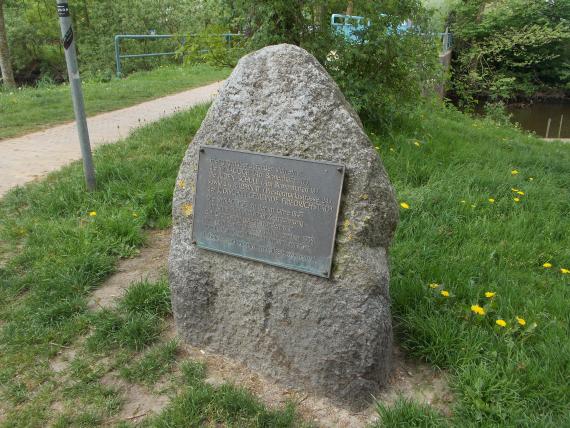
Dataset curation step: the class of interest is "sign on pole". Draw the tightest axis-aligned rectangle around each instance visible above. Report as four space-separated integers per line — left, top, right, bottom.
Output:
56 0 96 191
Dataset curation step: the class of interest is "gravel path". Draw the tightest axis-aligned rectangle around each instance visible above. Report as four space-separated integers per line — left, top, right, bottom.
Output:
0 81 222 197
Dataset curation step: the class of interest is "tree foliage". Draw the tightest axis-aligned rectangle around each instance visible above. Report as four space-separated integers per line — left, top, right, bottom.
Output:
182 0 440 133
3 0 199 83
449 0 570 106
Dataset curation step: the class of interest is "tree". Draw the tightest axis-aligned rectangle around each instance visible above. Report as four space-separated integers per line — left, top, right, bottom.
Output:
0 0 16 88
450 0 570 105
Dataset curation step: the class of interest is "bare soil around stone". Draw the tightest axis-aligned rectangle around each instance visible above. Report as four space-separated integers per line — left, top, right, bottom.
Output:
63 228 450 427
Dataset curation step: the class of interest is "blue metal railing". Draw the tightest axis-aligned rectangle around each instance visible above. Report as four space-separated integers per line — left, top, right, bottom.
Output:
330 14 452 52
114 33 241 78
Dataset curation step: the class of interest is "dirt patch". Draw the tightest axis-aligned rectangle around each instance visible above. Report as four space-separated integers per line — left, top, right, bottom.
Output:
177 337 451 427
377 346 453 416
101 373 170 423
81 227 452 426
87 229 171 310
49 346 77 374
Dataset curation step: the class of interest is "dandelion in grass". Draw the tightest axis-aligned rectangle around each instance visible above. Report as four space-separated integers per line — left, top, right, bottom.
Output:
485 291 496 298
440 290 450 297
511 169 519 175
496 319 507 328
513 197 520 203
471 305 485 316
132 213 139 218
543 262 553 269
390 148 395 152
488 198 495 203
414 141 421 147
400 202 410 209
429 283 439 289
511 188 520 192
88 211 97 217
528 177 534 181
561 268 570 275
516 316 526 326
517 191 525 195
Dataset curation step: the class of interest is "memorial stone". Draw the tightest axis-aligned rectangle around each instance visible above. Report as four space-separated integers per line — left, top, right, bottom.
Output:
169 43 399 409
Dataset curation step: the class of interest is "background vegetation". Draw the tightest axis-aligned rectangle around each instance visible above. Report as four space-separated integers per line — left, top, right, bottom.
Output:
447 0 570 107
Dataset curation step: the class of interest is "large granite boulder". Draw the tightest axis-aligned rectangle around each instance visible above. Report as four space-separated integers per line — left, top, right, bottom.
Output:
169 44 399 409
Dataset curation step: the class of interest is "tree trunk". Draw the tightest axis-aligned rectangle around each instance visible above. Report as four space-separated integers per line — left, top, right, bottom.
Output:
0 0 16 88
346 0 354 16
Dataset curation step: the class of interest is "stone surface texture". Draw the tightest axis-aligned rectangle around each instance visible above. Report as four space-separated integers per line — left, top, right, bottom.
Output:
169 44 399 409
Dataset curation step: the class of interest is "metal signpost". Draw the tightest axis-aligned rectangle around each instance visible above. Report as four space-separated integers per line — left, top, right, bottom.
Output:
56 0 96 191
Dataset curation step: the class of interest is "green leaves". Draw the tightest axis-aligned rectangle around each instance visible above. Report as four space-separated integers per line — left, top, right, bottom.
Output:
450 0 570 104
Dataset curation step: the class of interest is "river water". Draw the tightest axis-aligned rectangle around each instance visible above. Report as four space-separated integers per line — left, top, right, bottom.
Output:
507 102 570 138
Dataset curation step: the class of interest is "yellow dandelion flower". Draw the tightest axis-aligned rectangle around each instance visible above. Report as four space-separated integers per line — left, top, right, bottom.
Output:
390 148 395 152
400 202 410 209
485 291 496 298
561 268 570 275
88 211 97 217
528 177 534 181
496 319 507 327
132 213 139 218
513 197 520 203
429 283 439 289
177 179 186 189
471 305 485 316
517 191 525 195
543 262 552 268
488 198 495 203
511 188 520 192
511 169 519 175
516 316 526 326
181 203 193 217
440 290 450 297
414 141 421 147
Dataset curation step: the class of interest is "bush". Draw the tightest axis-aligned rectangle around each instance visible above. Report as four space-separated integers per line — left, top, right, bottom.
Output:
182 0 440 134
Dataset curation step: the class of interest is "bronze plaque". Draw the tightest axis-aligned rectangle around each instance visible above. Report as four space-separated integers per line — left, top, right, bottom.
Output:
191 146 345 278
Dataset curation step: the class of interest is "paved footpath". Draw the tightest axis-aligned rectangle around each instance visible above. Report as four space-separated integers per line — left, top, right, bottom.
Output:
0 81 223 197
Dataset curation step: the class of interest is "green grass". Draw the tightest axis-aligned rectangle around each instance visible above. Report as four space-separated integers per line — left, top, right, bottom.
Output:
0 99 569 426
0 104 299 427
0 64 230 140
119 340 179 385
374 104 570 426
374 398 447 428
145 361 299 427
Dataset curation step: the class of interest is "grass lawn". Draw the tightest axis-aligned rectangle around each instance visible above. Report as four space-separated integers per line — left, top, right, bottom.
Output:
0 64 230 140
0 101 569 427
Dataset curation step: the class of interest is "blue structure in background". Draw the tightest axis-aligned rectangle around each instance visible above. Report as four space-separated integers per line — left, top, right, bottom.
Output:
330 13 413 42
330 13 451 51
330 14 369 42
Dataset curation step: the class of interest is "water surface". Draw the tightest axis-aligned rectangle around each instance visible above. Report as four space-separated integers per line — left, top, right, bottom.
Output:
507 102 570 138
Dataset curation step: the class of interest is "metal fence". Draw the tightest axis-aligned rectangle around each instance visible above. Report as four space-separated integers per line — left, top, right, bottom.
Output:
114 33 240 78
